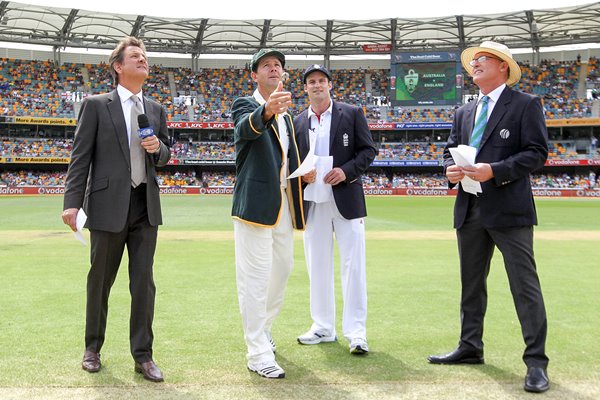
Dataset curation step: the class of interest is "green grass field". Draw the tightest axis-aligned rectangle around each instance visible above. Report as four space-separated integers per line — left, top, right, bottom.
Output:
0 196 598 399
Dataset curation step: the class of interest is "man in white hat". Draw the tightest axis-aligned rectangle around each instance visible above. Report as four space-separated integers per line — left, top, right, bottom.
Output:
428 41 550 393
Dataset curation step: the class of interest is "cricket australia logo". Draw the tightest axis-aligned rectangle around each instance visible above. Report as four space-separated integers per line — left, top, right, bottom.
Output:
499 129 510 139
404 69 419 93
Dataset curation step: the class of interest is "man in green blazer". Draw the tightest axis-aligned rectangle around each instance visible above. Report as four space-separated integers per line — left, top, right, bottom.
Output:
230 48 304 379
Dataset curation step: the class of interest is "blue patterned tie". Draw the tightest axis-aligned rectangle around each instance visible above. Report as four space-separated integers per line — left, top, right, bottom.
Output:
469 96 489 150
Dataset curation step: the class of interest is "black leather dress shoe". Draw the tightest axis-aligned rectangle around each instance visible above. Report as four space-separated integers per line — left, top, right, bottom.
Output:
427 347 484 364
135 360 164 382
524 367 550 393
82 350 101 373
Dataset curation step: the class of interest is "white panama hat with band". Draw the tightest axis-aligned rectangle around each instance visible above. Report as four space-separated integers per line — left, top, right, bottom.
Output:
461 41 521 87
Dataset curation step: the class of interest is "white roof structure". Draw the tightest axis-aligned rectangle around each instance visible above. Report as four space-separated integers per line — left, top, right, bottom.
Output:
0 1 599 57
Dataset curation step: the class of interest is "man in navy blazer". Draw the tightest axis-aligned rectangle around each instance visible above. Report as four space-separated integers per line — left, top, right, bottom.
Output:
428 41 550 393
294 65 376 355
62 36 170 382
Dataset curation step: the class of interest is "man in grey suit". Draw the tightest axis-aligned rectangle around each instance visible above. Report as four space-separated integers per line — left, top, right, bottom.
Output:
62 36 170 382
427 41 549 393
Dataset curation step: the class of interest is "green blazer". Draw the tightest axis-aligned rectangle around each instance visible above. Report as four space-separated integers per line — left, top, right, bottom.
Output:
231 96 305 230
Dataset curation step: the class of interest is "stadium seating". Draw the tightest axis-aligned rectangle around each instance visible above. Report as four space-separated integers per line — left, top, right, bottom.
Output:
2 170 597 190
1 57 597 122
1 137 592 162
3 137 592 163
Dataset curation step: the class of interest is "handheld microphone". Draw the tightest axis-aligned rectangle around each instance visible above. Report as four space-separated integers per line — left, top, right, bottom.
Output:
137 114 154 139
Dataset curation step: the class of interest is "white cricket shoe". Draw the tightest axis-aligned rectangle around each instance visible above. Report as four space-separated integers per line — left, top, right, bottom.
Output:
349 338 369 354
297 330 337 345
247 360 285 379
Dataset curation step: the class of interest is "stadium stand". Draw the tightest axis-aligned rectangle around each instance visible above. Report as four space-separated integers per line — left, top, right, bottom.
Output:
1 58 597 122
0 52 598 197
2 170 597 190
1 137 592 162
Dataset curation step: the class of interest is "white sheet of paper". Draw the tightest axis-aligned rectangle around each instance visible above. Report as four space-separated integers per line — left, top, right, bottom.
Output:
304 156 333 203
449 145 482 195
288 131 317 179
74 208 87 245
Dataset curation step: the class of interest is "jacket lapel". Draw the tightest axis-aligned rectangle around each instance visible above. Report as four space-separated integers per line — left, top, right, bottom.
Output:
463 100 478 145
107 90 130 164
329 101 341 150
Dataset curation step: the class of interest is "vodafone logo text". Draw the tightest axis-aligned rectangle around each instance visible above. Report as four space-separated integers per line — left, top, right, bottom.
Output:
406 188 450 196
532 189 562 197
200 187 234 195
160 187 190 194
363 188 393 195
0 187 25 195
38 187 65 195
576 190 600 197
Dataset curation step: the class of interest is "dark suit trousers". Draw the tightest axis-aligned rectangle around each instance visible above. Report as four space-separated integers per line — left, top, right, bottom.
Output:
456 196 549 368
86 184 158 363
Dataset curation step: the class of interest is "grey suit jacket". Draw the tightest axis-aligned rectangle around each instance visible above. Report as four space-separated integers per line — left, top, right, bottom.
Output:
64 90 171 232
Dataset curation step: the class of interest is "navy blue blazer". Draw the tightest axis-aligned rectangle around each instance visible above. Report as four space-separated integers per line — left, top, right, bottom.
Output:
294 101 376 220
443 86 548 229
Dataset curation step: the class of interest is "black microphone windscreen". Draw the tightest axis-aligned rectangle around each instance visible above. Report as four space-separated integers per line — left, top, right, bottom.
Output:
137 114 150 129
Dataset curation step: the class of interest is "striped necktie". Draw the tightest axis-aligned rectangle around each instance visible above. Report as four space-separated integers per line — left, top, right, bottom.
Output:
130 95 146 187
469 96 489 150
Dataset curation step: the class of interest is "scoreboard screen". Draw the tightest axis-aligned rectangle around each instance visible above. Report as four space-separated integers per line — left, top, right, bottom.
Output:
390 52 462 106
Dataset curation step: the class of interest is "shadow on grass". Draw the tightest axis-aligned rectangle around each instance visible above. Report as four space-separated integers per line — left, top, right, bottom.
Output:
477 364 599 400
79 360 188 398
283 340 419 382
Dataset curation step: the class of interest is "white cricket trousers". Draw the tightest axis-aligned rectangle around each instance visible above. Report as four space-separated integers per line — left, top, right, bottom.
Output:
233 194 294 364
304 200 367 341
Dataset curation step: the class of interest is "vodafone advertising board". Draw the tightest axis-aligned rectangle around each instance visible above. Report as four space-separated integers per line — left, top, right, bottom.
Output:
2 186 599 197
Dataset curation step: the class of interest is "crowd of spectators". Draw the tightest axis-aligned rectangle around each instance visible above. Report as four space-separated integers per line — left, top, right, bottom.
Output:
377 142 444 161
2 137 595 161
0 170 65 186
171 140 235 160
0 58 83 117
2 170 598 190
1 57 598 123
202 171 235 187
0 137 72 157
586 57 599 87
155 171 202 186
515 59 592 119
363 172 448 188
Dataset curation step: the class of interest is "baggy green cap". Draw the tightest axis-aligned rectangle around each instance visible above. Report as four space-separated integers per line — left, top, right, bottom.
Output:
250 48 285 72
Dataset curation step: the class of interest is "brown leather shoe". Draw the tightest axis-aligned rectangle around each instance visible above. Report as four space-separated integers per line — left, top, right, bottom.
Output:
82 350 101 373
135 360 164 382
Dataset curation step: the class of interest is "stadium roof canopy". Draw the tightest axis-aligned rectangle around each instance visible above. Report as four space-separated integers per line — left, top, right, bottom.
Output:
0 1 599 57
